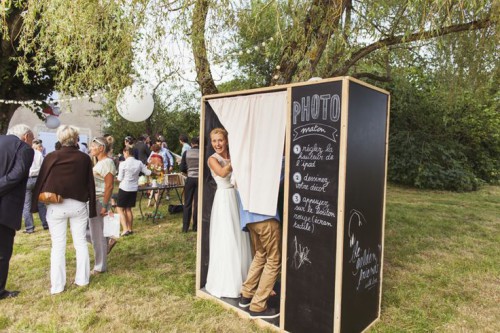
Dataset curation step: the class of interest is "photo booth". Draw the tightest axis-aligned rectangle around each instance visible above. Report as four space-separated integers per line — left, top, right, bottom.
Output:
196 77 390 333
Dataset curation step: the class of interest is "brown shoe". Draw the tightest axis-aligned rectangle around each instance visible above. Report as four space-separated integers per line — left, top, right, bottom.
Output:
107 238 117 254
90 270 103 276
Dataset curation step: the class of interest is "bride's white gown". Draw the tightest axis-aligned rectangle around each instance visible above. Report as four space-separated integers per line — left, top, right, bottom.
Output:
205 153 252 298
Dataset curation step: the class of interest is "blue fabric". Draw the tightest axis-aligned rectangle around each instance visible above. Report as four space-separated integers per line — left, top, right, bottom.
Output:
237 191 279 231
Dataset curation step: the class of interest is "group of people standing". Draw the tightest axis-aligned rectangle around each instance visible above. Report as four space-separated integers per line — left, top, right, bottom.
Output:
204 128 282 319
123 133 200 233
0 123 199 299
1 122 279 319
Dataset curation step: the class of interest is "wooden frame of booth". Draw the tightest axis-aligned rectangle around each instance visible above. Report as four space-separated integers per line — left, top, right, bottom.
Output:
196 77 390 333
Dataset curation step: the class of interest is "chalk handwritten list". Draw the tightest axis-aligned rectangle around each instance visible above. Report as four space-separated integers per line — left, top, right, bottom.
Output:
285 81 342 333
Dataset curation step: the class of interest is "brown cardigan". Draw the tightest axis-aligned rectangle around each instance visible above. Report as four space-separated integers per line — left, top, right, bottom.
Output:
31 146 97 218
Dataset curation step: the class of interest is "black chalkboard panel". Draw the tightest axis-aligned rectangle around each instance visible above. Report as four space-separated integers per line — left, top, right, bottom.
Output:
341 82 388 332
200 103 223 287
285 81 343 333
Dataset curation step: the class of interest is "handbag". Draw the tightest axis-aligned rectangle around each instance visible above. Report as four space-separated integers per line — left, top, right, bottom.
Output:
103 214 121 238
38 192 64 204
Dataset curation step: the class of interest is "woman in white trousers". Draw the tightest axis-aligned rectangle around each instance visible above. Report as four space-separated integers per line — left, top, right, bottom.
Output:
46 199 89 294
32 125 96 295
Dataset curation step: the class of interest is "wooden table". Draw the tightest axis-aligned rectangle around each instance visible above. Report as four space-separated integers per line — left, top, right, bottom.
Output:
137 184 184 223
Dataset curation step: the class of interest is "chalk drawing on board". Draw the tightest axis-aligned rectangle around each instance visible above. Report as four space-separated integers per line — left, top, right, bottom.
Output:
292 123 338 142
292 236 312 270
347 209 381 292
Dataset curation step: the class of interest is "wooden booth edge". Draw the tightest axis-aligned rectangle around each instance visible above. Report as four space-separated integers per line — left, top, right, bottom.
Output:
195 98 207 291
278 86 293 329
202 76 348 102
361 317 381 333
201 77 389 104
332 77 351 332
378 94 391 318
346 76 390 96
196 290 287 332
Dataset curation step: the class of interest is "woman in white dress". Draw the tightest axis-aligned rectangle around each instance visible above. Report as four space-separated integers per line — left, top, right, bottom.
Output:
205 128 252 298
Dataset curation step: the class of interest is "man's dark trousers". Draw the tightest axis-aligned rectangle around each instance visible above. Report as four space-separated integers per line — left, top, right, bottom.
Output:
182 177 198 232
0 224 15 293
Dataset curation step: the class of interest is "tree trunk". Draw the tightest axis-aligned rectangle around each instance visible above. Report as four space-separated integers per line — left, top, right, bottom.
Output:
0 104 19 134
191 0 218 96
271 0 348 85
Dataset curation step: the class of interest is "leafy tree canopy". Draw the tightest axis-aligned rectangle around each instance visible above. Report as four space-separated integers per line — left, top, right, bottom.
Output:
1 0 498 190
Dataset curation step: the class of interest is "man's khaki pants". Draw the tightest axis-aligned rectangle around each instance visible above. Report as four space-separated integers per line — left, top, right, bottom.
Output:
241 218 281 312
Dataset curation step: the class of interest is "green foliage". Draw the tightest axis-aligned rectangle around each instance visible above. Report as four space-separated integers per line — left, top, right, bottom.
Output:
226 0 287 88
389 132 483 191
16 0 136 95
387 69 499 191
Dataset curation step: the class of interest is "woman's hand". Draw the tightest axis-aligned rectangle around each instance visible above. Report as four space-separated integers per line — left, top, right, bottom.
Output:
100 207 107 217
100 206 114 217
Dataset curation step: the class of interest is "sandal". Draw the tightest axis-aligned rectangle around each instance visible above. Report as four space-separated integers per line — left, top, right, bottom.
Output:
107 238 117 254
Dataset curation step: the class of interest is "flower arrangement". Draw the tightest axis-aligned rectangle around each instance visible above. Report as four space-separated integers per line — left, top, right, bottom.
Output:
147 164 164 184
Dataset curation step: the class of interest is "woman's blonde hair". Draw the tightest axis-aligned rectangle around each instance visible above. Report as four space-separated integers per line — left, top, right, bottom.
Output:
209 127 228 140
92 136 110 153
57 125 79 147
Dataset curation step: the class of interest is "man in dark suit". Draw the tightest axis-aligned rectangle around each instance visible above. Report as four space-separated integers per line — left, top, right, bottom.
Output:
180 137 199 232
134 134 151 165
0 124 34 300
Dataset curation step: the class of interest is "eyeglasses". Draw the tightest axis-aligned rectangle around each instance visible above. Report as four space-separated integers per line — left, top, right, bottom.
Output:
92 137 106 146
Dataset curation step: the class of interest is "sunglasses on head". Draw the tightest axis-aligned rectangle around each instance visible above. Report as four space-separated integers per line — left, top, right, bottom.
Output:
92 138 106 146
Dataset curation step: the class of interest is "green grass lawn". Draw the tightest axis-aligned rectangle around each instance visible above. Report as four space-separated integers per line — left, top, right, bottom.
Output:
1 185 498 332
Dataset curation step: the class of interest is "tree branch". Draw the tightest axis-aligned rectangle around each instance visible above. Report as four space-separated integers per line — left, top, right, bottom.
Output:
352 72 391 82
331 18 493 77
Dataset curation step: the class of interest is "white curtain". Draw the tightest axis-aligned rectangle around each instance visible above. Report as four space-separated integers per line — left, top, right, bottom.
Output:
208 91 287 216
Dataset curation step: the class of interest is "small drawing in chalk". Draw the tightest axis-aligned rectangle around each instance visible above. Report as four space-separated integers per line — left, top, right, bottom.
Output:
292 236 312 269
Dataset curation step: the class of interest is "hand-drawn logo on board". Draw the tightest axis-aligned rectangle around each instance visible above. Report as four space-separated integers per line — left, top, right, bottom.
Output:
291 236 312 270
292 123 338 142
348 209 381 292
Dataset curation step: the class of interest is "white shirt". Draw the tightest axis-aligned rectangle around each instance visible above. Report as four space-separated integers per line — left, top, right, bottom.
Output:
29 150 44 177
117 156 151 192
93 158 117 199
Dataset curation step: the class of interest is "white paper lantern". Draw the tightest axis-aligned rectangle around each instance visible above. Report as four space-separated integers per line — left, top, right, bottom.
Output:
45 115 60 129
116 84 154 122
